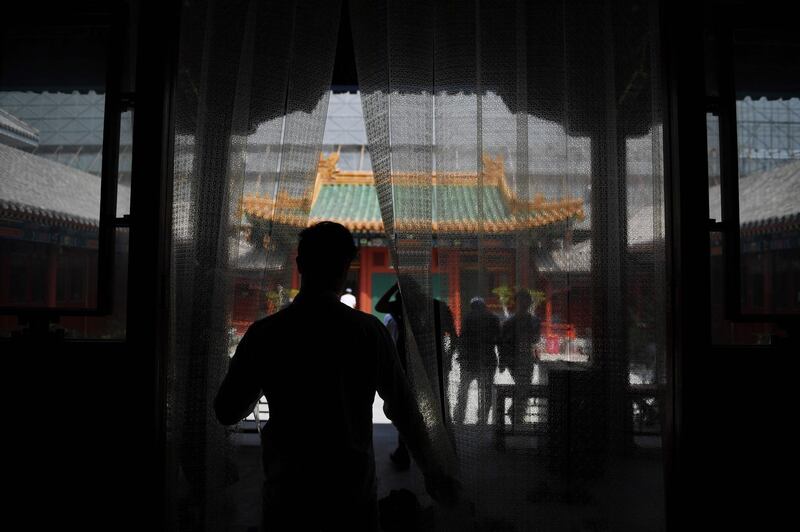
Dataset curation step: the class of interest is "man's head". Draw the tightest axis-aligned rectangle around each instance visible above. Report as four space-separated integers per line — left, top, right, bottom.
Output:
296 221 357 293
469 296 486 311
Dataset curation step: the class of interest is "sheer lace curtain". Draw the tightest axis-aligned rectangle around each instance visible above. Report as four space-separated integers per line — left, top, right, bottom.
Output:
168 0 340 528
167 0 667 530
352 0 666 529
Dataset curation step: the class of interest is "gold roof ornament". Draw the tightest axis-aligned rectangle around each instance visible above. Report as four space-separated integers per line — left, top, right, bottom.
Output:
317 151 340 180
241 151 586 234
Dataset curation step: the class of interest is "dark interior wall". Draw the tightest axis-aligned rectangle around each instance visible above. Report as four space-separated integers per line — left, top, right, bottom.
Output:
3 341 147 528
1 2 173 529
665 2 799 530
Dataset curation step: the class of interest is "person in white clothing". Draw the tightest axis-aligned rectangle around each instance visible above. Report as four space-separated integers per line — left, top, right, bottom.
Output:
340 287 357 308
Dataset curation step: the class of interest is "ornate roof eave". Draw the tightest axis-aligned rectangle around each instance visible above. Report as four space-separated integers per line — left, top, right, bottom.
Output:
0 199 99 231
241 152 586 235
242 209 586 235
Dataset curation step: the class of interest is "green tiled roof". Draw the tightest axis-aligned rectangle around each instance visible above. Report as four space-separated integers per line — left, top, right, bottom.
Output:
244 172 585 234
433 185 511 222
311 184 381 222
310 184 512 222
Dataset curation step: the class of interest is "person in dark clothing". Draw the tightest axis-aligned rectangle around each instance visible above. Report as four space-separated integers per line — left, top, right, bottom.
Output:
375 282 411 469
214 222 458 531
393 276 457 386
454 297 500 425
499 290 542 427
375 282 406 371
375 278 458 463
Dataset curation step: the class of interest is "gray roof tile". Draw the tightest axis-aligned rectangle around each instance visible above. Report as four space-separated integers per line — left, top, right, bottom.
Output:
709 159 800 226
0 143 130 227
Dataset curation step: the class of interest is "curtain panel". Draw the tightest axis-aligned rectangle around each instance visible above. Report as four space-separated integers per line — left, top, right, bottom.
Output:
167 0 667 530
168 0 340 528
351 0 666 529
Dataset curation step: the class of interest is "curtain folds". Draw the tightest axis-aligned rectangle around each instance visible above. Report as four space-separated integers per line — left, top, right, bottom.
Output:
169 0 340 528
168 0 667 530
351 0 666 529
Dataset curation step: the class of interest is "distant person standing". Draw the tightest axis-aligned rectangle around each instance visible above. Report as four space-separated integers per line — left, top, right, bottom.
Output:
376 283 410 469
383 312 400 345
376 279 457 462
392 276 457 388
454 297 500 425
500 290 541 426
376 283 406 369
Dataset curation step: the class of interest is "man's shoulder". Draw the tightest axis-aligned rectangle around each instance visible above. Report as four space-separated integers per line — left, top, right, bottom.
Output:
342 307 392 340
244 308 292 336
345 305 385 328
245 303 385 339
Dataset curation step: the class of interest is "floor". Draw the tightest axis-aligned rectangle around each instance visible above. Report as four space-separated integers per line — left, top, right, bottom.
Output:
226 423 429 531
221 364 664 531
224 421 664 532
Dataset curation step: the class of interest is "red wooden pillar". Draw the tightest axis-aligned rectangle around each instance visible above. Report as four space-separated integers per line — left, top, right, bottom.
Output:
545 284 553 336
763 251 772 312
358 246 372 313
446 249 461 334
85 252 92 306
518 241 530 289
0 249 9 304
0 250 9 331
47 246 58 307
84 252 91 337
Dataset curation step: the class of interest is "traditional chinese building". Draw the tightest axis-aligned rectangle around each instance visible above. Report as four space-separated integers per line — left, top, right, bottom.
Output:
233 151 588 339
709 159 800 341
233 149 800 350
0 142 129 337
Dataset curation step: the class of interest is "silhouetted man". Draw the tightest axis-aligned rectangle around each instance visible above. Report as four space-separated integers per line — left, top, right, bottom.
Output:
454 297 500 425
499 290 541 426
214 222 456 531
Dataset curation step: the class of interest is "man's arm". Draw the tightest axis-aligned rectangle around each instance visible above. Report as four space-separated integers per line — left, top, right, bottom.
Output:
214 325 263 425
375 282 399 314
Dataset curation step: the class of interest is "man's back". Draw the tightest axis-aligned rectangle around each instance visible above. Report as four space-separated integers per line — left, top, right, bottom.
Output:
252 294 379 454
215 291 420 525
